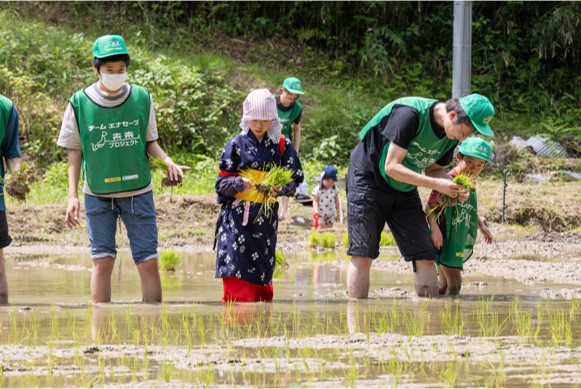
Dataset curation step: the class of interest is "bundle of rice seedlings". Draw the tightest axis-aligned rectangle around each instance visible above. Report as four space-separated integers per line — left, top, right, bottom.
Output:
5 164 30 203
309 231 322 247
159 250 181 271
273 249 288 278
150 157 183 202
380 231 397 246
150 157 183 187
428 173 475 222
240 166 294 220
321 232 336 248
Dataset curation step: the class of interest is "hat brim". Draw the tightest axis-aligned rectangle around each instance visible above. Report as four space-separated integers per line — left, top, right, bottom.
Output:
286 88 304 95
473 122 494 137
461 151 492 163
94 50 130 59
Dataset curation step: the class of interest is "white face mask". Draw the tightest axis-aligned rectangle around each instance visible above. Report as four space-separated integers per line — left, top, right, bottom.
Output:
100 72 126 91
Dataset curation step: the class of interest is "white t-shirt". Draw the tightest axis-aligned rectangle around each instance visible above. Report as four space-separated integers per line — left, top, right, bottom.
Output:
57 83 158 198
311 184 339 217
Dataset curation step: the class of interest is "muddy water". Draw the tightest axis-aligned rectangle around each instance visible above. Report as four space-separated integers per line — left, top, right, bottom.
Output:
1 251 581 387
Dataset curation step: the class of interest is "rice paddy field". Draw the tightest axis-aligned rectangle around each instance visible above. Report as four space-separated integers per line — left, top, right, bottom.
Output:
2 247 581 388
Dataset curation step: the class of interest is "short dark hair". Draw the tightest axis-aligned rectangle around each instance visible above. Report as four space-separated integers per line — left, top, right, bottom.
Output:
92 54 131 71
445 97 471 125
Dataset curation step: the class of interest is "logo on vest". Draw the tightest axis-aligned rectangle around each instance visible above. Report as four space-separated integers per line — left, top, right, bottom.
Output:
91 130 141 152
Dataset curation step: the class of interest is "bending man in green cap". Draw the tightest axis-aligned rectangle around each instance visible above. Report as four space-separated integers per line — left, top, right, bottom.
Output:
346 93 494 298
58 35 188 303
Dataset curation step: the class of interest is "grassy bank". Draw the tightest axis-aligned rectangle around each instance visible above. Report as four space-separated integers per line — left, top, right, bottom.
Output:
0 4 578 209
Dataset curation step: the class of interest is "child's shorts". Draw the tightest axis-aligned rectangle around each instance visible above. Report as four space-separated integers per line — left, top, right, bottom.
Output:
222 277 274 302
320 212 336 226
85 191 158 264
0 211 12 249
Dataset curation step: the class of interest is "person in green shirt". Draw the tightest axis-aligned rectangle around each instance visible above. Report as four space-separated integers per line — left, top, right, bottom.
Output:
275 77 304 221
58 35 188 303
425 136 494 296
0 94 24 305
346 94 495 298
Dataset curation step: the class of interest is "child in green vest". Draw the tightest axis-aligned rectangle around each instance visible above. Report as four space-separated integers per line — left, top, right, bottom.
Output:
58 35 188 304
275 77 304 221
0 94 24 305
425 137 494 296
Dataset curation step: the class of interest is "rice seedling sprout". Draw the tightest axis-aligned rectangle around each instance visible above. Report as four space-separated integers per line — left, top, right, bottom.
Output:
159 250 181 271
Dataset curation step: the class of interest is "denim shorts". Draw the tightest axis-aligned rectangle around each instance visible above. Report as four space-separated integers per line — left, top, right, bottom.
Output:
85 191 158 264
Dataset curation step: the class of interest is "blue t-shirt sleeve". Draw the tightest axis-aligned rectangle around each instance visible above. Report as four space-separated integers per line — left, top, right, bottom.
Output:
2 107 23 159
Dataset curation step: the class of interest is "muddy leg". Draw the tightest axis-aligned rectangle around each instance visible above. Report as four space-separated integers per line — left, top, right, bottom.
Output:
137 259 162 303
441 266 462 296
413 260 439 298
91 256 115 303
0 249 8 305
438 266 448 295
347 256 372 299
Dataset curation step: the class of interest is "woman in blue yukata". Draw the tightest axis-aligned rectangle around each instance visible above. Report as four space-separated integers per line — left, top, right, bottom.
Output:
214 88 304 302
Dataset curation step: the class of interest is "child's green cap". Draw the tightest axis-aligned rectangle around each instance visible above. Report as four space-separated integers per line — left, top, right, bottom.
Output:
93 35 129 59
458 136 492 162
459 93 495 137
282 77 304 95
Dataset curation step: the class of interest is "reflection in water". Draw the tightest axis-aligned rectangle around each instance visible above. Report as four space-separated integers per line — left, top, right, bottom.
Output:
222 301 273 327
91 304 161 344
347 299 370 334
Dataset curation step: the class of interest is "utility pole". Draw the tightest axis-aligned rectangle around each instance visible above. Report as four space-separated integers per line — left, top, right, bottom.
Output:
452 1 472 98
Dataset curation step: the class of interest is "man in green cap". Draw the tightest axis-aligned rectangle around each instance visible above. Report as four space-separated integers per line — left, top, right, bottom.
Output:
58 34 188 303
346 93 494 298
425 136 494 296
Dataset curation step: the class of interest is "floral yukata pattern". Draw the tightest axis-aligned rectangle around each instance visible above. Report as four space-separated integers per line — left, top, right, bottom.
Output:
214 132 303 285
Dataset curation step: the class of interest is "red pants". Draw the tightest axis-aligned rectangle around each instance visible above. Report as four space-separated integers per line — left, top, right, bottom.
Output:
222 277 274 302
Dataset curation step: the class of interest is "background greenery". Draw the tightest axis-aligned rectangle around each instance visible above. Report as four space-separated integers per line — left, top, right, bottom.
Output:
0 1 579 199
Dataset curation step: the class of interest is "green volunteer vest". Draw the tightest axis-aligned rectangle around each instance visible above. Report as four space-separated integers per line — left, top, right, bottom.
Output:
439 190 478 268
277 100 303 141
0 95 11 180
71 85 151 194
0 95 11 156
359 97 458 192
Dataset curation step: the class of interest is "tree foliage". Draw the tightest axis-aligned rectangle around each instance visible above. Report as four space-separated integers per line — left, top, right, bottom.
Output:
0 1 579 172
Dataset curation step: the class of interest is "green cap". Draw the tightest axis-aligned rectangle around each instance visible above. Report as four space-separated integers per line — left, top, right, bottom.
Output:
282 77 304 95
93 35 129 59
459 93 495 137
458 136 492 162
